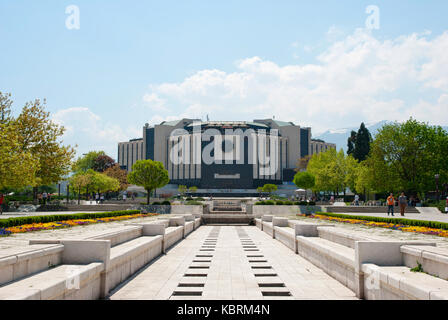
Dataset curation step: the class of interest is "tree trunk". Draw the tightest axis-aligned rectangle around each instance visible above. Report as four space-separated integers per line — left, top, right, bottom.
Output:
33 186 38 205
146 189 151 205
78 187 81 205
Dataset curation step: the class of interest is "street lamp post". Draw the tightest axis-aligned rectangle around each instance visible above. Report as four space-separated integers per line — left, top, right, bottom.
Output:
435 174 440 202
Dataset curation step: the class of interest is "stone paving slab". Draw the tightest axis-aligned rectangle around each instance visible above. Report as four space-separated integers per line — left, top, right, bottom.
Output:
109 225 358 300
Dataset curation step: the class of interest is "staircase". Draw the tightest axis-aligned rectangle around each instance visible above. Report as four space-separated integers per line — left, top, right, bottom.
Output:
202 199 254 225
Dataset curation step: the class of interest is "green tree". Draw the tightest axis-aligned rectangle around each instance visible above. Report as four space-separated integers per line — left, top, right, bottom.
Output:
104 164 129 191
128 160 169 204
16 99 75 201
92 155 116 172
367 118 448 195
347 130 357 156
256 186 264 198
262 184 277 197
178 185 187 197
73 151 106 173
352 123 372 162
189 186 198 195
293 171 316 190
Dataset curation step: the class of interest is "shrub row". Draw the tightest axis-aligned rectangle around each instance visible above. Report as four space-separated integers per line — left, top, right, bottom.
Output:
255 200 316 206
0 210 142 228
315 212 448 231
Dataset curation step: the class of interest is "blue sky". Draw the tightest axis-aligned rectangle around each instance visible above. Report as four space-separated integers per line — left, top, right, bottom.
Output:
1 1 448 158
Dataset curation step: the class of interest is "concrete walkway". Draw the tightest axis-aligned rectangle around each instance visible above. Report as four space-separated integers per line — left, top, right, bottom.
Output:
323 210 448 223
109 225 357 300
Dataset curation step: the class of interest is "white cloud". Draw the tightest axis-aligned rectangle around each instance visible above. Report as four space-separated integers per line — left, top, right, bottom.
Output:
52 107 137 159
142 29 448 134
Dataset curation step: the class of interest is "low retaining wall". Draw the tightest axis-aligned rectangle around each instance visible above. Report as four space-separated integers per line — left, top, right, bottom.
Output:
0 217 202 300
252 205 322 217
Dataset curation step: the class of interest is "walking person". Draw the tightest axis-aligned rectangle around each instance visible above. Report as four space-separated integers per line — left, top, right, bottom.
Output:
42 191 48 205
100 193 105 204
354 194 360 206
445 196 448 214
95 193 99 204
0 193 4 215
386 193 395 216
398 192 407 216
123 193 127 202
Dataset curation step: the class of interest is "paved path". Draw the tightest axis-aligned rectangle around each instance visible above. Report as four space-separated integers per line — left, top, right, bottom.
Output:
109 225 357 300
0 211 103 219
324 210 448 223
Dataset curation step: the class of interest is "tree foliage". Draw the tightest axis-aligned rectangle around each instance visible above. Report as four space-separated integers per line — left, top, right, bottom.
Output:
262 184 277 195
127 160 169 204
103 164 129 191
366 118 448 195
92 155 116 172
347 123 372 162
0 92 74 192
73 151 106 173
293 171 315 190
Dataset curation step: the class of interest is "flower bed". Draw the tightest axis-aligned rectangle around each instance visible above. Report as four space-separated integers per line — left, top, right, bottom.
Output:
2 212 159 235
298 213 448 238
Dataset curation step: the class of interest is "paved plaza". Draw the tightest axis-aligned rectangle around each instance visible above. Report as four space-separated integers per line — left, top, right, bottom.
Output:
109 225 357 300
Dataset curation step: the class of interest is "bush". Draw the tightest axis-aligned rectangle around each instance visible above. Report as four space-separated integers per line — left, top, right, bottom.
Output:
275 200 284 205
186 200 203 205
186 197 194 201
284 201 294 205
161 200 171 205
316 212 448 230
152 202 161 205
0 210 141 228
264 200 275 205
36 204 68 212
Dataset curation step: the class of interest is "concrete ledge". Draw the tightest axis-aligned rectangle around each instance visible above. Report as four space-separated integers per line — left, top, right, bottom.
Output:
272 217 289 227
296 236 357 292
0 262 104 300
194 218 201 229
105 236 163 294
262 221 274 238
273 226 296 251
295 222 334 237
0 245 64 286
185 221 194 236
169 216 186 227
362 264 448 300
401 245 448 280
261 215 273 222
88 226 143 247
254 218 262 230
317 227 371 249
164 226 184 250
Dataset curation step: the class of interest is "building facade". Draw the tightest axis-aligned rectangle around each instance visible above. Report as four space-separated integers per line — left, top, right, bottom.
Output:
118 119 335 189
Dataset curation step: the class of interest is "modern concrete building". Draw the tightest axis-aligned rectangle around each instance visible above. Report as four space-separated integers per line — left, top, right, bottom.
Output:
118 119 335 189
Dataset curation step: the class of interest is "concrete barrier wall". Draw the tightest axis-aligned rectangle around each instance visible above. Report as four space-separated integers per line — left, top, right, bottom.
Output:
362 263 448 300
88 226 143 247
184 221 194 236
105 236 163 293
252 205 323 217
0 245 64 286
262 221 274 238
0 218 203 300
401 245 448 280
273 227 295 251
171 205 203 215
164 226 184 250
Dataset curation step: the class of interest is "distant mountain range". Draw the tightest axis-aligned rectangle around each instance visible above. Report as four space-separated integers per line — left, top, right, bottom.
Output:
314 121 448 152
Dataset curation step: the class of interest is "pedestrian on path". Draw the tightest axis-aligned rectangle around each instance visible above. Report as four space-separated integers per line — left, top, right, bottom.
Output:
445 196 448 214
95 193 99 204
387 193 395 216
0 193 4 215
42 192 48 205
399 192 407 216
354 194 360 206
100 194 105 204
123 193 127 202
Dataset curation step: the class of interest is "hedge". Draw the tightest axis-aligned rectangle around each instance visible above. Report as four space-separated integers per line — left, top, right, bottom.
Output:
314 212 448 231
0 210 141 228
255 200 316 206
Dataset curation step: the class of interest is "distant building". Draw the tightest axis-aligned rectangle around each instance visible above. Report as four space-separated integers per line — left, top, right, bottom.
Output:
118 119 335 189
